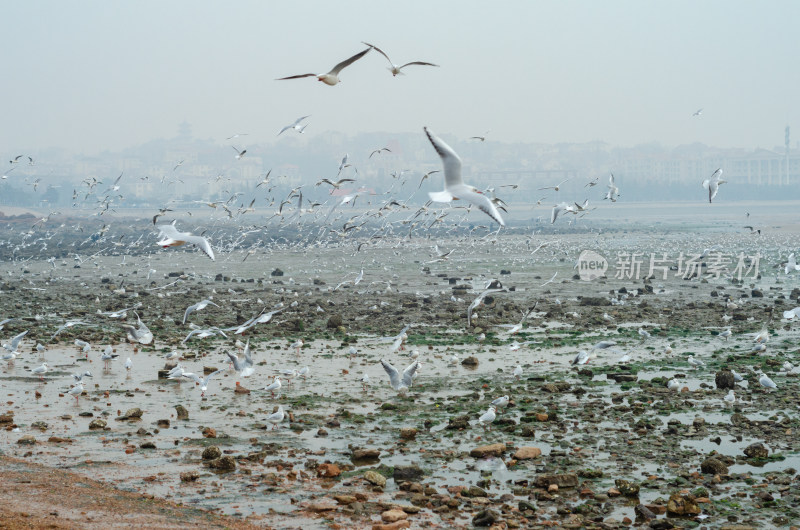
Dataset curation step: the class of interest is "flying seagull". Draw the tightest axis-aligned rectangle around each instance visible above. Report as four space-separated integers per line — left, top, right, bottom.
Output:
424 127 505 226
277 115 311 136
361 41 439 76
702 168 726 203
156 223 215 261
276 47 371 86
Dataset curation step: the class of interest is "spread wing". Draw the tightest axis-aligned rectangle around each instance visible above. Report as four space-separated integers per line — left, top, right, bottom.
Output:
276 73 317 81
456 186 505 226
424 127 463 188
380 359 401 389
329 47 371 75
362 41 393 66
399 61 439 69
401 360 420 387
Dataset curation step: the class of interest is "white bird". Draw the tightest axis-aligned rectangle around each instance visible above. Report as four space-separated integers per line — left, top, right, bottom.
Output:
719 328 732 341
121 312 153 345
36 343 46 357
758 372 777 390
182 369 225 396
448 353 459 366
277 115 311 136
276 47 371 86
692 108 703 117
667 378 681 391
702 168 726 203
617 352 632 364
183 299 220 324
100 346 118 367
638 328 651 340
72 370 92 382
31 362 48 381
512 364 523 380
380 359 419 393
290 339 303 355
731 369 744 382
723 390 736 406
424 127 505 226
592 340 617 349
264 376 282 397
538 179 569 192
604 173 619 202
784 253 800 275
550 202 574 224
227 340 255 378
782 307 800 320
124 357 132 371
266 405 285 430
2 330 28 352
571 350 593 365
298 366 310 379
490 395 509 413
156 223 215 261
361 41 439 76
360 372 370 391
467 288 502 327
688 356 705 369
478 406 497 430
68 382 84 403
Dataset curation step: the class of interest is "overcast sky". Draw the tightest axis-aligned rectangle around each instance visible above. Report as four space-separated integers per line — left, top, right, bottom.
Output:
3 0 799 155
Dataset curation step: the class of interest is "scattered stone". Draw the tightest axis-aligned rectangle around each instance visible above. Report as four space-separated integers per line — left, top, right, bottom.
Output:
31 421 48 431
117 408 143 420
399 428 417 440
180 471 200 482
615 479 640 497
701 457 729 475
352 448 380 460
234 382 250 394
534 473 579 489
0 414 13 423
157 419 170 428
666 492 701 516
17 435 36 445
47 436 72 444
175 405 189 420
363 470 386 487
140 441 156 449
744 442 769 459
715 370 736 389
446 414 470 430
371 522 410 530
381 509 408 523
470 443 506 458
513 447 542 460
271 268 284 277
462 485 487 497
202 446 222 460
208 456 236 471
472 509 499 527
202 427 217 438
326 314 343 329
461 356 479 367
334 494 357 505
88 419 107 430
393 465 424 482
316 463 341 478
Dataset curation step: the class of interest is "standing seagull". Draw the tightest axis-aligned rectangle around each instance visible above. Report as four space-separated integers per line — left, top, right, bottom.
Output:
156 223 215 260
31 362 48 381
702 168 726 203
424 127 505 226
276 47 371 86
361 41 439 76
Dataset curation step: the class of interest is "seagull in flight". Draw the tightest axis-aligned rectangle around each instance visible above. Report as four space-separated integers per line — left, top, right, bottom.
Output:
183 299 220 324
156 223 215 260
702 168 726 203
380 359 419 393
276 47 371 86
538 179 569 192
692 108 703 117
277 115 311 136
424 127 505 226
361 41 439 76
182 368 225 396
232 146 247 160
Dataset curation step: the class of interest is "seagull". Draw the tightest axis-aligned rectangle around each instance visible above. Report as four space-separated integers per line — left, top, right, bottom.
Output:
264 376 282 398
723 390 736 406
491 395 509 413
2 330 28 352
448 353 460 366
100 346 118 367
478 406 497 431
68 382 84 403
702 168 726 203
688 356 705 369
266 405 285 430
424 127 505 226
0 318 14 330
538 179 569 192
290 339 303 355
785 253 800 275
231 146 247 160
360 372 370 391
182 368 225 396
467 288 502 327
667 378 681 391
512 364 523 380
183 299 220 324
638 328 651 340
731 369 744 382
692 108 703 117
226 340 255 378
592 340 617 349
361 41 439 76
31 362 48 381
550 202 575 224
124 357 133 371
571 350 594 365
604 173 619 202
277 115 311 136
156 223 215 260
72 370 92 382
380 359 419 393
316 178 356 189
719 328 732 340
36 343 46 357
758 372 777 390
298 366 310 379
276 47 371 86
121 312 153 345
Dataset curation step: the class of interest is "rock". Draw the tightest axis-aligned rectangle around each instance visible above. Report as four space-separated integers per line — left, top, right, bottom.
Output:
701 457 729 475
461 356 478 367
666 492 701 516
121 408 143 420
472 509 499 527
400 428 417 440
615 479 640 497
470 443 506 458
0 413 13 423
521 425 536 438
140 441 156 449
175 405 189 420
202 446 222 460
47 436 72 443
88 419 107 430
715 370 736 390
17 435 36 445
607 373 637 383
513 447 542 460
363 470 386 487
316 428 328 436
579 297 612 306
202 427 217 438
635 504 656 521
234 382 250 394
31 421 48 431
393 465 424 482
180 471 200 482
519 500 537 512
371 522 410 530
744 442 769 459
462 485 487 497
208 456 236 471
316 463 341 478
352 448 381 460
271 268 284 277
446 414 470 430
534 473 579 489
326 314 343 329
751 289 763 298
333 494 357 505
157 419 170 427
381 509 408 523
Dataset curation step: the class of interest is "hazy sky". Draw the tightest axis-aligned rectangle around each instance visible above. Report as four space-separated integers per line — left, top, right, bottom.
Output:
3 1 799 155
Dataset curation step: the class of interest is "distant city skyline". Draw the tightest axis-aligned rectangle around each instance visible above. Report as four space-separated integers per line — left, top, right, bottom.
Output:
2 1 800 156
